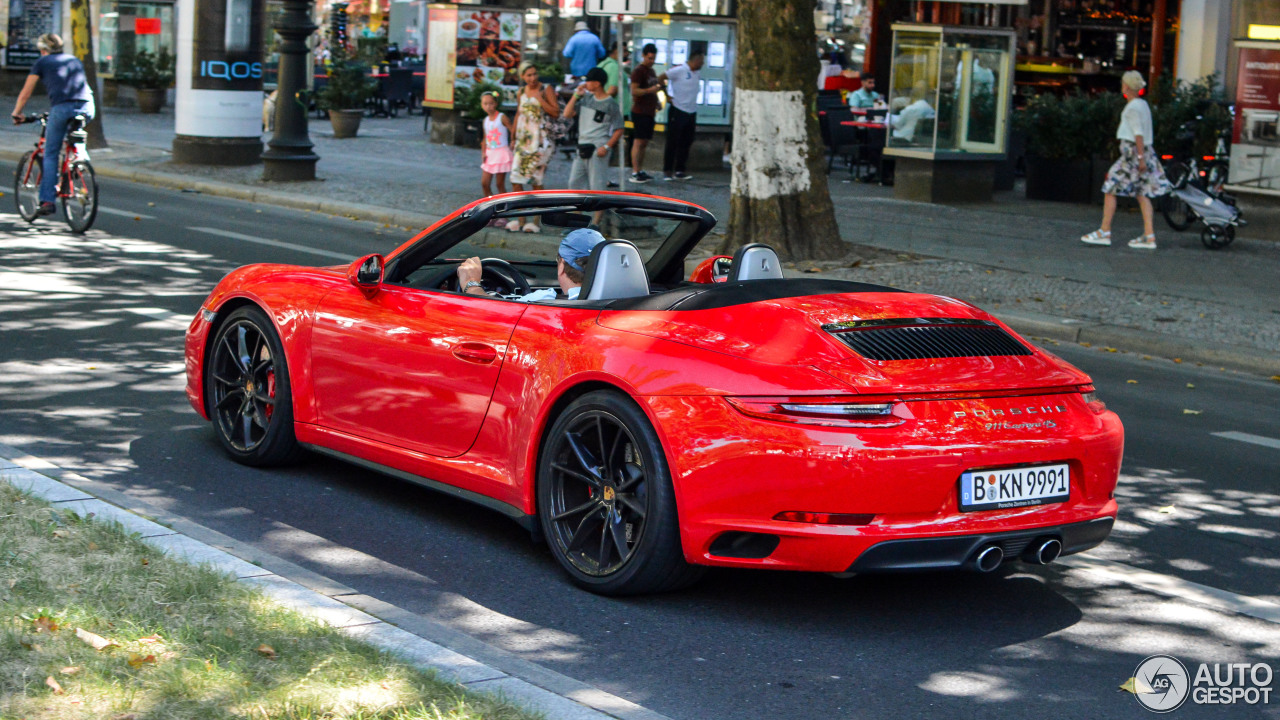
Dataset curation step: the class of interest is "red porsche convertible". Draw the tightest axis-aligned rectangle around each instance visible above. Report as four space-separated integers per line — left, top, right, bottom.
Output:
185 191 1123 595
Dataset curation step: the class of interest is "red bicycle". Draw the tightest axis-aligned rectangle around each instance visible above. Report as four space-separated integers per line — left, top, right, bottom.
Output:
14 111 98 233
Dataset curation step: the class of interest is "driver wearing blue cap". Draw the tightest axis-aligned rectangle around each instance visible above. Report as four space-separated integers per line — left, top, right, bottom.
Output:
458 227 607 301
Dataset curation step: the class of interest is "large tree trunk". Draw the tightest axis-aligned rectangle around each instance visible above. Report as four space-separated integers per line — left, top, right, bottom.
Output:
722 0 842 261
69 0 108 149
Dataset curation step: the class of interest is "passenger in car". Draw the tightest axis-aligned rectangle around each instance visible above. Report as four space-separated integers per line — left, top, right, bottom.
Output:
458 228 606 301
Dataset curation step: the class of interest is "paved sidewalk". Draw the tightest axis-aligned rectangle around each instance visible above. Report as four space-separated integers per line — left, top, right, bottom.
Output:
2 100 1277 374
0 442 672 720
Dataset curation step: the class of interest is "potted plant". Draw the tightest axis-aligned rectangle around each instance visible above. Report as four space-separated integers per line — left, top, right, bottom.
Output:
1015 91 1123 203
317 44 375 138
117 49 175 114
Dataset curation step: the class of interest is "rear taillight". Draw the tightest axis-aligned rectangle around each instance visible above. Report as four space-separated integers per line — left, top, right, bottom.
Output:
726 397 906 427
774 511 875 526
1079 384 1106 413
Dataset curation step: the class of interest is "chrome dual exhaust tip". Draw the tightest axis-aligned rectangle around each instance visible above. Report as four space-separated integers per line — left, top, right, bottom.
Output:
974 544 1004 573
1024 538 1062 565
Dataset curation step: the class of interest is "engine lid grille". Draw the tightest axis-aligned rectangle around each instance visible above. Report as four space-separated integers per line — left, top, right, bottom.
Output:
822 318 1033 361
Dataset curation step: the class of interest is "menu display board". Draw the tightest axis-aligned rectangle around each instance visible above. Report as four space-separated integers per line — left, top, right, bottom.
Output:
671 39 688 66
1230 45 1280 189
423 5 458 108
705 80 723 106
452 9 523 105
707 41 725 68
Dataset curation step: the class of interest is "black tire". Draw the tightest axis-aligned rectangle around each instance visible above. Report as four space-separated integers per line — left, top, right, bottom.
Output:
1201 224 1234 250
14 150 41 223
537 390 704 595
205 306 303 466
61 160 97 234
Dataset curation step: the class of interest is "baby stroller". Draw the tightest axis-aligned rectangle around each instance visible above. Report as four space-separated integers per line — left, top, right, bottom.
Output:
1163 181 1245 250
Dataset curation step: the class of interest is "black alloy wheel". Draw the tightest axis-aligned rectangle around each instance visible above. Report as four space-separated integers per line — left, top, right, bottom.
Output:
538 390 703 595
205 306 302 466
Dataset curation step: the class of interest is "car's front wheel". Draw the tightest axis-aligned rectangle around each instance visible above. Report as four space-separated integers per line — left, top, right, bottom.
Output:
538 390 703 595
205 306 302 466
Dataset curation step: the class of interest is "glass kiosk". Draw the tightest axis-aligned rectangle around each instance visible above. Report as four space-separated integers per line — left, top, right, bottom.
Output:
884 24 1015 203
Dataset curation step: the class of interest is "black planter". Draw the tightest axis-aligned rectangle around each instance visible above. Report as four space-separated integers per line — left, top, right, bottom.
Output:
1025 154 1094 204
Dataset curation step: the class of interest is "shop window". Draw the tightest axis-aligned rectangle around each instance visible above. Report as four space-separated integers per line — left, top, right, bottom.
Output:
99 0 174 76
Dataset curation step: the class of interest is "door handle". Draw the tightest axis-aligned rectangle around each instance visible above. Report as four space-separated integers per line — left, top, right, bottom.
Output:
452 342 498 364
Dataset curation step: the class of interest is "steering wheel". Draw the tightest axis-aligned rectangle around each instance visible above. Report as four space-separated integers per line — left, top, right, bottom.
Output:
441 257 532 295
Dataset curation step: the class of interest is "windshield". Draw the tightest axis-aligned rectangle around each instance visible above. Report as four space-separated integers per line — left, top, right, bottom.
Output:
397 207 701 291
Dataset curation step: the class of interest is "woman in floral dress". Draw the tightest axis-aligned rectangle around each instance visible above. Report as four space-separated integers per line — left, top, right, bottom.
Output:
507 61 560 232
1080 70 1173 250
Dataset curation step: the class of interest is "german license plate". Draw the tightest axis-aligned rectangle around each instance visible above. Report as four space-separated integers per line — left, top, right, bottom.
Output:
959 463 1069 511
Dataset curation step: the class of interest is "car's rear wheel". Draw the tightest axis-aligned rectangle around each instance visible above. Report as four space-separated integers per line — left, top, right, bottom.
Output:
538 390 703 595
205 306 302 466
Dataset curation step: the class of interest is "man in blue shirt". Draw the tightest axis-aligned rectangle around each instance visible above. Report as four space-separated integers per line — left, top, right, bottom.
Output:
848 72 883 109
11 33 96 217
562 21 606 79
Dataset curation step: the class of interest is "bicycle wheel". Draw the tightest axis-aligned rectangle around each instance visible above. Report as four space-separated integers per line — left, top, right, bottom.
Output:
1159 162 1195 232
61 160 97 234
13 150 42 223
1205 161 1229 197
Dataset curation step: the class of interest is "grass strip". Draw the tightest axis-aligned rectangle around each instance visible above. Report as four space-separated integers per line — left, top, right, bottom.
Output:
0 481 544 720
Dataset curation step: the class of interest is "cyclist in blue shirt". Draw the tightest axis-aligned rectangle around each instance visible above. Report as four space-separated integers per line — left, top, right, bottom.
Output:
562 22 606 78
11 33 96 216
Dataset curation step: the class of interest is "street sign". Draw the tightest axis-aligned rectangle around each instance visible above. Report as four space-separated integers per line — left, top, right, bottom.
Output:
585 0 646 17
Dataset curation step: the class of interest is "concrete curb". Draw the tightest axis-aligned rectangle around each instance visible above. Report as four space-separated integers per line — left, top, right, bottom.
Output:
0 442 672 720
4 147 1274 378
0 147 447 232
995 309 1280 377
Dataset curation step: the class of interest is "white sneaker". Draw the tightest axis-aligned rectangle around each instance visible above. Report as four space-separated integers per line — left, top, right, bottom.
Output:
1128 234 1157 250
521 222 540 233
504 219 521 232
1080 229 1111 246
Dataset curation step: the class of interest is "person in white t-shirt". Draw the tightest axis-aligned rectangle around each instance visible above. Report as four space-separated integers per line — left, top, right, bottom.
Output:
1081 70 1173 250
659 50 704 181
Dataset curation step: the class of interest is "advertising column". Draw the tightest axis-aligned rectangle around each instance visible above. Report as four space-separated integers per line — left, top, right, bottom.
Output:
172 0 266 164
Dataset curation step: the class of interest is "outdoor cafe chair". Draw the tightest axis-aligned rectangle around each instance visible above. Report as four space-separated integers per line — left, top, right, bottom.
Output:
823 109 859 175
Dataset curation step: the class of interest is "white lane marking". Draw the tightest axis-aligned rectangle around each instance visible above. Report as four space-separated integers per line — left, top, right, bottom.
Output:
1212 431 1280 451
99 207 156 220
187 226 352 261
1059 555 1280 625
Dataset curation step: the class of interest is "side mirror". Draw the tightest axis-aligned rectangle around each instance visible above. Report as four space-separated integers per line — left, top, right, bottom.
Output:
348 254 385 299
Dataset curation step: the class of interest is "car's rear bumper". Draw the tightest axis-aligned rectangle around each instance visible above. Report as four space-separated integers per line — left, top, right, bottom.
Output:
642 393 1123 573
846 515 1114 572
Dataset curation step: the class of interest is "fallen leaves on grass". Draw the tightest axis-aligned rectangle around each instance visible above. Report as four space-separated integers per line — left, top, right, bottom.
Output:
1186 383 1195 389
1127 379 1138 384
76 627 119 651
127 653 157 668
45 676 64 694
60 666 81 675
1271 375 1280 384
256 644 278 660
1159 506 1177 514
1173 358 1183 363
1183 409 1202 415
33 615 60 633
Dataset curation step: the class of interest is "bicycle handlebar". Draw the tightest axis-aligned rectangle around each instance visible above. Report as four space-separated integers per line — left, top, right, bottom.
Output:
15 113 45 125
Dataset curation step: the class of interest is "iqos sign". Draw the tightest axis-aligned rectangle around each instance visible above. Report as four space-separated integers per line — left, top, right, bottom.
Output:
192 0 265 90
199 60 263 80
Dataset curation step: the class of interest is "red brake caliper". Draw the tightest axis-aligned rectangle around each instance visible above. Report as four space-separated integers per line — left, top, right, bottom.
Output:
265 371 276 420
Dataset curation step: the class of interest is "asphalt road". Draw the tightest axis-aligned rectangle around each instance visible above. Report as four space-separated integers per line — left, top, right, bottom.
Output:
1 180 1278 719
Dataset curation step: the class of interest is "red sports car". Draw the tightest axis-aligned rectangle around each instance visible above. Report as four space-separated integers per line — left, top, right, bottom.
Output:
185 191 1123 595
